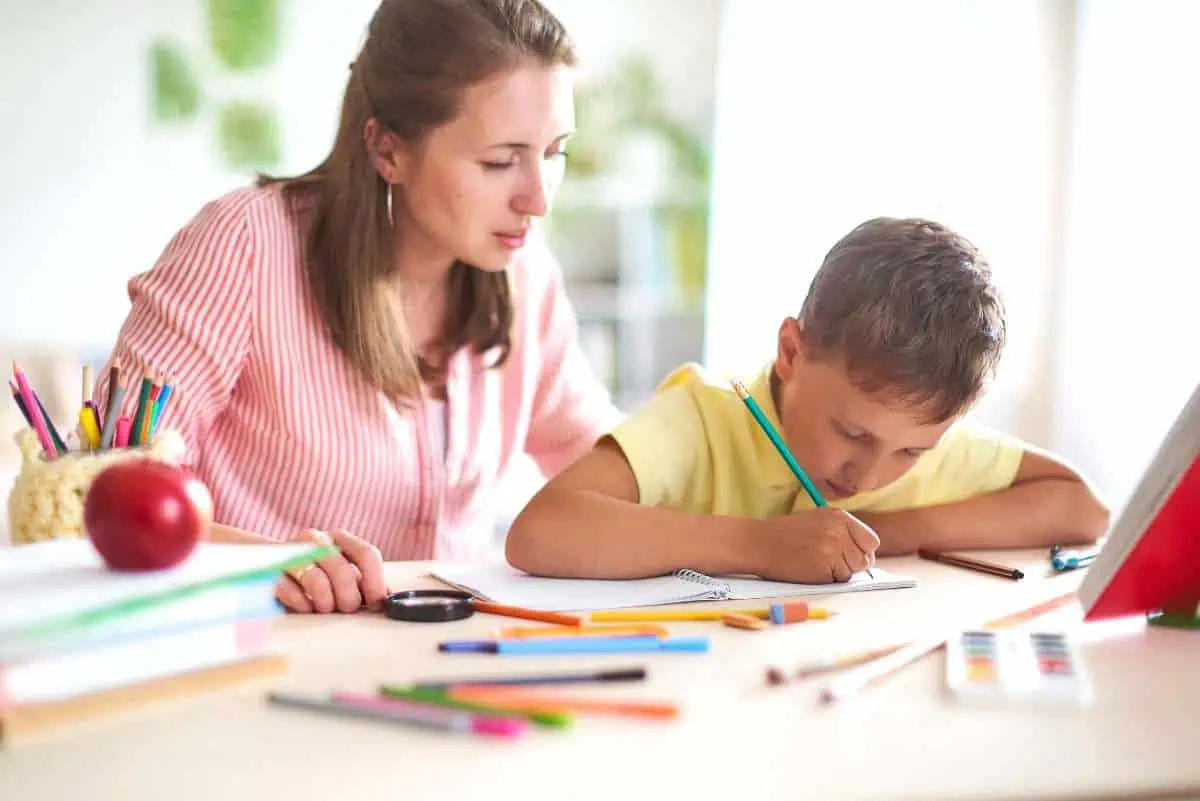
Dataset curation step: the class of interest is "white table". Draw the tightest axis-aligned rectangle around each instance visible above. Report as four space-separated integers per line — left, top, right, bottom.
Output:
5 551 1199 801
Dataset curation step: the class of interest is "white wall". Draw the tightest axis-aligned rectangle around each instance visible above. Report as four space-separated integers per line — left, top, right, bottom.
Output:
704 0 1063 442
0 0 718 358
1050 0 1200 507
0 0 382 354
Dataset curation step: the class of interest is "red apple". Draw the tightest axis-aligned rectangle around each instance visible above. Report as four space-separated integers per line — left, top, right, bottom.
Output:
84 459 213 571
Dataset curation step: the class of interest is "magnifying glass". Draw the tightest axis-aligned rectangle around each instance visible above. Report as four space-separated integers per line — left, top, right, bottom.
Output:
383 589 475 622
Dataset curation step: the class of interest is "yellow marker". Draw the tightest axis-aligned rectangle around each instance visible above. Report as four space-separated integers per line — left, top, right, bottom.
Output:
591 608 771 623
78 407 101 450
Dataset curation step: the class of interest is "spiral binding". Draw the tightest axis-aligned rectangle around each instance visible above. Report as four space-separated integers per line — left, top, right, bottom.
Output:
674 569 731 599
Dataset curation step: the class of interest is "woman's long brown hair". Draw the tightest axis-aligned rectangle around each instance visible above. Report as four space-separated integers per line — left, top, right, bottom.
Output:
260 0 576 402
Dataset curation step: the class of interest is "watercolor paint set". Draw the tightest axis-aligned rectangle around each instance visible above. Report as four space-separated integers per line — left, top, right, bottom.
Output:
945 629 1092 705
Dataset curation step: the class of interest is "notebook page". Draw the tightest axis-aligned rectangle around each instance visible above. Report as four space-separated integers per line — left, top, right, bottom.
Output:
719 567 917 600
430 563 721 611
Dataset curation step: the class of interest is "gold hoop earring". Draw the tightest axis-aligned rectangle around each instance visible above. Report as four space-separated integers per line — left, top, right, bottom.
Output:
385 183 394 228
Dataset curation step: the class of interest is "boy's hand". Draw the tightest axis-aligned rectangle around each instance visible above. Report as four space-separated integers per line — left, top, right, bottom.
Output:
754 508 880 583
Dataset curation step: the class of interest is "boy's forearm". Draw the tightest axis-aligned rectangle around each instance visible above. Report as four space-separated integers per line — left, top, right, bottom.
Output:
861 478 1110 556
506 489 762 579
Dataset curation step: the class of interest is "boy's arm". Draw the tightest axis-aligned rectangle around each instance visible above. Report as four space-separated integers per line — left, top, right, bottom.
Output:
505 440 762 579
859 445 1110 556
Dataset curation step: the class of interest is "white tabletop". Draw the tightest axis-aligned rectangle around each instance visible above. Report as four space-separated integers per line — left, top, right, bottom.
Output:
4 551 1198 801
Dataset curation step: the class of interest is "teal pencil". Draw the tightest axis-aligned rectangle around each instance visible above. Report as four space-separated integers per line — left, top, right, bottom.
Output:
730 376 874 577
129 370 154 447
730 377 826 507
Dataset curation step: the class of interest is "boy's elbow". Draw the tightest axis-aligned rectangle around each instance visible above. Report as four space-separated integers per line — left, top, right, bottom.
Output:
504 496 555 574
504 509 537 572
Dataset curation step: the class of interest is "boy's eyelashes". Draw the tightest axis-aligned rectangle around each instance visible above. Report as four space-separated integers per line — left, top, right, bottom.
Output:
832 420 929 458
833 420 872 443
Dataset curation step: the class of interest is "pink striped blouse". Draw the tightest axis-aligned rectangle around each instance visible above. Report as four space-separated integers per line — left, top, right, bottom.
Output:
95 185 619 560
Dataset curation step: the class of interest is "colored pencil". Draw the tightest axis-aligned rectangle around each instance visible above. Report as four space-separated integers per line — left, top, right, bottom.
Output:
12 363 59 459
269 691 527 739
329 691 528 738
9 382 33 427
818 631 949 704
766 644 904 685
730 376 825 506
378 686 574 729
410 667 647 692
100 379 126 449
31 391 67 455
592 607 777 623
446 687 681 720
115 416 132 448
496 624 667 640
139 378 161 445
918 548 1024 581
151 378 174 434
81 365 93 407
470 601 583 627
730 376 873 577
129 369 154 446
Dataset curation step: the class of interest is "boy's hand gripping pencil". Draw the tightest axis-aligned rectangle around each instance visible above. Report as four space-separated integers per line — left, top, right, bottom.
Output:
730 376 875 578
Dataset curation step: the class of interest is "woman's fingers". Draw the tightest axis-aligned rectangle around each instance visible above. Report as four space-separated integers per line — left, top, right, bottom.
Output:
296 529 362 613
275 575 313 613
331 529 389 609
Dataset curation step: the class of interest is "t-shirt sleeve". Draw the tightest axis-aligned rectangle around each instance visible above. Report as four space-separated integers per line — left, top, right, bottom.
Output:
607 384 711 509
910 423 1025 506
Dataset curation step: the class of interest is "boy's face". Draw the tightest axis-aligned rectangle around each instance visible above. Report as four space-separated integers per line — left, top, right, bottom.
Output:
773 318 961 499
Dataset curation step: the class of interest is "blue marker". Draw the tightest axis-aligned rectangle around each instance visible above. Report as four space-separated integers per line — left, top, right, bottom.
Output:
439 636 710 655
1052 551 1097 572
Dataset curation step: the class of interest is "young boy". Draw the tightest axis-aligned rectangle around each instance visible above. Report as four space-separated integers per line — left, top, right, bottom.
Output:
506 218 1110 583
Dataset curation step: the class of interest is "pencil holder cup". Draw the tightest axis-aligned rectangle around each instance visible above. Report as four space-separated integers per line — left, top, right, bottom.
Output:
6 428 187 546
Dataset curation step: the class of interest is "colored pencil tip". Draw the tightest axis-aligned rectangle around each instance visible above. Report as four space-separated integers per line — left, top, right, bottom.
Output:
765 666 787 686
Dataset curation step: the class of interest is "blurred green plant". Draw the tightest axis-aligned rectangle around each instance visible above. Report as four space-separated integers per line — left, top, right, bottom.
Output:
209 0 280 71
150 41 201 123
218 101 280 168
568 55 711 305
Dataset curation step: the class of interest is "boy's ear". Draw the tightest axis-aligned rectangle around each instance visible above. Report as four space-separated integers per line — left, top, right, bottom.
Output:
776 317 806 381
363 118 409 185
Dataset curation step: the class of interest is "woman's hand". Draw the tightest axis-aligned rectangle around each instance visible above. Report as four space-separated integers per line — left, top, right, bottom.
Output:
275 529 390 614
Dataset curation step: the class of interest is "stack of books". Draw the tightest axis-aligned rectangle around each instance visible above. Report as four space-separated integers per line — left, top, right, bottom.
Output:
0 539 330 744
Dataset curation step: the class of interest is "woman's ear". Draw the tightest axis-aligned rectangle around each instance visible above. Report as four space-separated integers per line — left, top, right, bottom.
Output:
363 118 407 184
775 317 806 381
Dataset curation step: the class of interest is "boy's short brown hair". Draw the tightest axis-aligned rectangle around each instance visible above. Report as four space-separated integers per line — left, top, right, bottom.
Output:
797 217 1006 423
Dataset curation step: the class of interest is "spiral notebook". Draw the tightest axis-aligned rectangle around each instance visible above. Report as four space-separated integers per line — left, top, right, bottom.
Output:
431 564 917 612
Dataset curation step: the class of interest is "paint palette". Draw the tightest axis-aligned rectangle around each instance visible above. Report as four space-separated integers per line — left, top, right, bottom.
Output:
945 629 1092 705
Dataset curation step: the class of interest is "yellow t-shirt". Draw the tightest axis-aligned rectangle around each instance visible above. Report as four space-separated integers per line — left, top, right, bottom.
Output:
609 363 1024 517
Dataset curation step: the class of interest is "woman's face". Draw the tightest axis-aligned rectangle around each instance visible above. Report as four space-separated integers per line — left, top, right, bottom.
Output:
392 63 575 276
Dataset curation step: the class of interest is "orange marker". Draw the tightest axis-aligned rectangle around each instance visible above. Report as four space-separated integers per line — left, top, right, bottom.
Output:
471 601 582 627
496 624 667 640
447 687 680 720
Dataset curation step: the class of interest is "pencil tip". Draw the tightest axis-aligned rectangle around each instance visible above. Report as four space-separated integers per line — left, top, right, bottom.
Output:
765 666 787 686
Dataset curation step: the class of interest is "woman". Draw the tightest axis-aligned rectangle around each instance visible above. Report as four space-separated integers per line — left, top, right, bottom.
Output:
95 0 618 614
